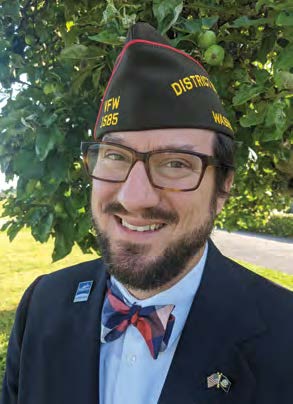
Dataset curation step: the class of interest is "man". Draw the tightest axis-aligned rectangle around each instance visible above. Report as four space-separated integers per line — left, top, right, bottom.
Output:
2 23 293 404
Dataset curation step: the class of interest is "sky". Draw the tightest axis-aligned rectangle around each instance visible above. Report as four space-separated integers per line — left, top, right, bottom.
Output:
0 172 17 191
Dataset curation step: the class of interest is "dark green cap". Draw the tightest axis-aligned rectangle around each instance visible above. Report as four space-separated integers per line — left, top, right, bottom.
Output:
94 22 234 139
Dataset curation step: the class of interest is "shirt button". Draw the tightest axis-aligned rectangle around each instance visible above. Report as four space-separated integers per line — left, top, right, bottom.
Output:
126 354 137 365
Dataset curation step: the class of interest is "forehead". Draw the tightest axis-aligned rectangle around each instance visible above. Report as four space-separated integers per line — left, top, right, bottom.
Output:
102 128 215 154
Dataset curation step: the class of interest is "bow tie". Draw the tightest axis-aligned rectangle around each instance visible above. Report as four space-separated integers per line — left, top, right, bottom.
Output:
101 281 175 359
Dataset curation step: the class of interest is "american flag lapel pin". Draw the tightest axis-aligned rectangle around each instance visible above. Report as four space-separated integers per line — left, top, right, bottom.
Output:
207 372 232 393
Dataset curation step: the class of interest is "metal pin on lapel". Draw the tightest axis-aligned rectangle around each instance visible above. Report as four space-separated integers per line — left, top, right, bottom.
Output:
207 372 231 393
73 280 94 303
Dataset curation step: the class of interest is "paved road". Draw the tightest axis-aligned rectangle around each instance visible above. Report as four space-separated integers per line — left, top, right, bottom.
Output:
211 229 293 275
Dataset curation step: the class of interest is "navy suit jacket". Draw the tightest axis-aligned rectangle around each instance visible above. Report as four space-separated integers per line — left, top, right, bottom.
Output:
2 240 293 404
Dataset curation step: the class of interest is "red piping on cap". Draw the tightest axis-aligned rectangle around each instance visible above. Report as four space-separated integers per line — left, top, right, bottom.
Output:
94 39 207 139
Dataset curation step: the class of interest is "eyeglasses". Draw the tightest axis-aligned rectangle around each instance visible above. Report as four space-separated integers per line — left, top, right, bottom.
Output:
81 141 231 192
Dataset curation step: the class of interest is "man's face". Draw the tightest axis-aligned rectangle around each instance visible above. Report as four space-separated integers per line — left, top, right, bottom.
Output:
91 128 225 293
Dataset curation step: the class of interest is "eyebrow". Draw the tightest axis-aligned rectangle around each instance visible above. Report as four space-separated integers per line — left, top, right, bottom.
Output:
102 133 126 143
102 134 200 152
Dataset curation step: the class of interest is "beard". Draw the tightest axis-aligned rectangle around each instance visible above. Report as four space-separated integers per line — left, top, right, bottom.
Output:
92 199 216 291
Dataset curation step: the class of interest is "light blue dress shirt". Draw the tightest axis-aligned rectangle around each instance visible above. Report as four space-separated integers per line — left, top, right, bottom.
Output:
99 243 208 404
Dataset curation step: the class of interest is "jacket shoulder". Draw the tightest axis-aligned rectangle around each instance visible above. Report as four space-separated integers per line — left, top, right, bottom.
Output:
29 257 106 303
45 257 104 281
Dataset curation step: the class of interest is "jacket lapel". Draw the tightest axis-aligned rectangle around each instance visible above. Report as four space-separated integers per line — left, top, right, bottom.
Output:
55 261 108 404
159 240 267 404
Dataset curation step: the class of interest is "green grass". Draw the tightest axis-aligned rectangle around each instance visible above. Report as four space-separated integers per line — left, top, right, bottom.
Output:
0 227 96 389
0 226 293 392
235 259 293 292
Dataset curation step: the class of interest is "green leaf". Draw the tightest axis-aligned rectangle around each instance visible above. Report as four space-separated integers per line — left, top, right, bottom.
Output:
13 150 45 179
11 53 24 68
35 127 64 161
262 129 284 142
60 44 88 59
240 108 266 128
201 16 219 30
183 19 202 33
232 85 264 106
43 83 56 95
276 151 293 176
276 44 293 70
169 34 196 47
257 34 276 64
27 207 47 226
231 68 250 83
274 71 293 90
2 0 20 18
0 108 27 132
102 1 119 23
152 0 183 34
255 0 276 12
71 68 91 95
32 212 54 243
254 69 270 86
7 221 23 242
265 101 287 139
1 220 13 232
76 215 91 241
52 220 75 261
70 189 88 210
46 153 69 183
92 67 103 89
231 16 271 27
88 31 123 46
43 113 58 128
276 11 293 26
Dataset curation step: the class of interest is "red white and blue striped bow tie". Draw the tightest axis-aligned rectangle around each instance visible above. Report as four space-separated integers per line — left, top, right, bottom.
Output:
101 281 175 359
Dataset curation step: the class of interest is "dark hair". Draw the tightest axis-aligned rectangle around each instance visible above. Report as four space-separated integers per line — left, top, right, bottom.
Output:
213 132 236 198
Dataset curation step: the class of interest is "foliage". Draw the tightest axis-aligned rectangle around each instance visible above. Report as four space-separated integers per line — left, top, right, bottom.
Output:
265 213 293 237
253 212 293 237
219 209 293 237
0 0 292 260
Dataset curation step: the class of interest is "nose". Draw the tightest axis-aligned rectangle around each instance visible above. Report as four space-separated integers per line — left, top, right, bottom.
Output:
116 161 160 211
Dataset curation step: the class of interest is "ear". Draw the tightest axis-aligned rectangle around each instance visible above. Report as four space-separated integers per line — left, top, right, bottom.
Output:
216 171 234 215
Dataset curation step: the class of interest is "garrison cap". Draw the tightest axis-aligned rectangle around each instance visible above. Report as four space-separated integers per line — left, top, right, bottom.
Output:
94 22 234 139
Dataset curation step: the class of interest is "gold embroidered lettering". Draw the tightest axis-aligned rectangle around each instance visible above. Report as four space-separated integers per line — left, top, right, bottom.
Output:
195 75 203 87
112 96 120 110
212 111 233 130
171 82 183 96
170 75 217 97
190 75 198 87
183 77 193 90
179 79 187 92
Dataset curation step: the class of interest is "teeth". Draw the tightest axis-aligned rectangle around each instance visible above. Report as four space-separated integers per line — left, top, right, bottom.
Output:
121 219 163 232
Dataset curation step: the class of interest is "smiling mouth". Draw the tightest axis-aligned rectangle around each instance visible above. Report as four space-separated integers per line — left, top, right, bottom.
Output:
116 217 166 232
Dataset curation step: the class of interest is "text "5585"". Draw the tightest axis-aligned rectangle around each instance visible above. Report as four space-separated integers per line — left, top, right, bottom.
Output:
100 113 119 128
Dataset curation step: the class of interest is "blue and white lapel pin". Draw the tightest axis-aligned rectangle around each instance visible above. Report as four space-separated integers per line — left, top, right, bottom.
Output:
73 280 94 303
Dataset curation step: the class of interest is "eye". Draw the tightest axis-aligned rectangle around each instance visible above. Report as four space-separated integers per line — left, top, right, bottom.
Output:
103 149 127 161
164 160 191 169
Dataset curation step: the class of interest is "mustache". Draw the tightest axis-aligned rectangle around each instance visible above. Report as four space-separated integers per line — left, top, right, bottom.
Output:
102 202 179 225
